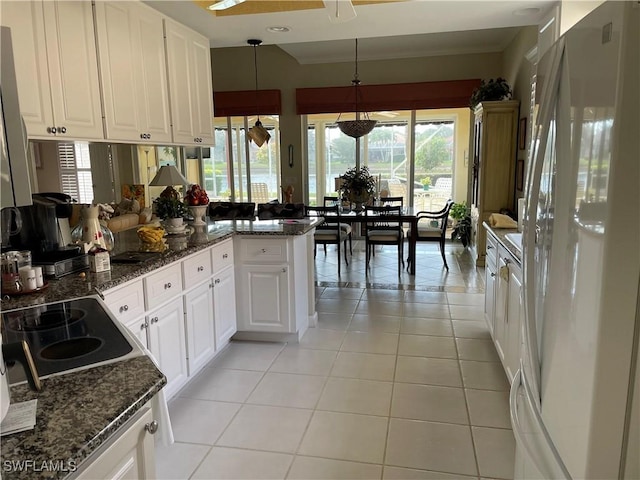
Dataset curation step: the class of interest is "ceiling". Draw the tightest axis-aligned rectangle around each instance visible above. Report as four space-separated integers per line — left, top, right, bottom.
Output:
144 0 555 64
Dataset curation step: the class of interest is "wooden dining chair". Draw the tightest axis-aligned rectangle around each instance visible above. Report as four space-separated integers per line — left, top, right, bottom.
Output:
379 196 404 207
323 196 352 255
307 205 349 276
407 199 454 270
364 205 404 275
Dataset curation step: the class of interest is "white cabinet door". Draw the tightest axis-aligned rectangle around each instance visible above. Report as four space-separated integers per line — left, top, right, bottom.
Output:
147 298 187 400
0 1 53 136
94 2 171 143
494 255 509 365
41 1 104 140
125 316 149 350
505 259 523 383
484 262 497 337
76 407 156 480
164 19 213 146
184 281 216 376
213 265 237 348
237 264 291 333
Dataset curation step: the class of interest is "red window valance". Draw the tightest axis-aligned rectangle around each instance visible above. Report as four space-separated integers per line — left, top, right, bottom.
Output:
296 79 481 115
214 89 282 117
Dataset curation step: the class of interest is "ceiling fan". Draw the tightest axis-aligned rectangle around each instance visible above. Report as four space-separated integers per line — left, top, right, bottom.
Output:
197 0 400 23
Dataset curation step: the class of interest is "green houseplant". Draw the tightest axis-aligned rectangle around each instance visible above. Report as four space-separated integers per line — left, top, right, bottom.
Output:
153 195 188 221
339 166 376 207
470 77 513 108
450 201 472 248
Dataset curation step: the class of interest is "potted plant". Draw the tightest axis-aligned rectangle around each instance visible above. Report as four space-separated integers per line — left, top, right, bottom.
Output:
470 77 512 108
450 202 472 248
153 193 188 230
339 166 376 210
420 176 432 191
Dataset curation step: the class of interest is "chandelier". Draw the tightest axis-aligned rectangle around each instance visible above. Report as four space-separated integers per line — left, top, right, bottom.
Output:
337 38 377 139
247 38 270 147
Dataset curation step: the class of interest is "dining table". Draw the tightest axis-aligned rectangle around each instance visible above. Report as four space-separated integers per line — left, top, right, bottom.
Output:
325 207 420 275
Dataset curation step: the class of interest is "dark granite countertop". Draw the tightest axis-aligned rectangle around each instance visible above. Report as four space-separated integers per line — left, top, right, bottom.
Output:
483 222 522 263
0 355 166 480
0 219 322 311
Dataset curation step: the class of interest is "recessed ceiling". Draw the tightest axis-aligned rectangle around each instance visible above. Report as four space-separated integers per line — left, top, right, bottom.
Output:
144 0 554 63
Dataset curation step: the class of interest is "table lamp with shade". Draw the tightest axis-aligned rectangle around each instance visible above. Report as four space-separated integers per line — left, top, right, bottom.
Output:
149 165 188 199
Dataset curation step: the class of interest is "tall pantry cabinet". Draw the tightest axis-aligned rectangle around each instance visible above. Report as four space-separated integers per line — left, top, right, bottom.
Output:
470 100 519 266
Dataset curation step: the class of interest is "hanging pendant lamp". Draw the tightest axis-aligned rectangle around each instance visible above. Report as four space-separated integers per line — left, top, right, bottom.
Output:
247 38 271 147
337 38 377 139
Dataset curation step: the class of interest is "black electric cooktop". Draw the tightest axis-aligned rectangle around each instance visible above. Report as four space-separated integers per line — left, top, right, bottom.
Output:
1 296 137 383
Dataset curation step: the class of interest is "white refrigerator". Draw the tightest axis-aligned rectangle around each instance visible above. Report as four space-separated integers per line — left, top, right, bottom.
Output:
511 2 639 479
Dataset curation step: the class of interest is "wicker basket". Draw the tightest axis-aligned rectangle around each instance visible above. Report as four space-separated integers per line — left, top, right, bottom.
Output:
337 119 377 139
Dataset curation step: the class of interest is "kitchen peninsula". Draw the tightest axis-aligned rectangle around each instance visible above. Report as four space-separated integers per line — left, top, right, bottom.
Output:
2 218 321 394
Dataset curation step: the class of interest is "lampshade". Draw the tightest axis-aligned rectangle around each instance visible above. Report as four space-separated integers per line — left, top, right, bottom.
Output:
336 38 377 139
247 38 270 147
149 165 188 187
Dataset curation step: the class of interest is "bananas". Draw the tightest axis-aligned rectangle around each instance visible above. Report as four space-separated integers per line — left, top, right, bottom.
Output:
137 226 166 244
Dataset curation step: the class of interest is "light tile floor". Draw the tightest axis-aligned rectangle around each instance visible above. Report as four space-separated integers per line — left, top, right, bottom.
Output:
156 241 516 479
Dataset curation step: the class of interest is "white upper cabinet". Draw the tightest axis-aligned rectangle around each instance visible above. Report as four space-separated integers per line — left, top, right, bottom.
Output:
94 2 172 143
1 1 104 140
164 19 214 146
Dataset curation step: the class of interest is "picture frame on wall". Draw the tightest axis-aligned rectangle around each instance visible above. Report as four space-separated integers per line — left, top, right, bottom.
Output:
519 117 527 150
516 159 525 191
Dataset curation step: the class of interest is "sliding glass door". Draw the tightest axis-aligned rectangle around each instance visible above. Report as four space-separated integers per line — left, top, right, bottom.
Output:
205 115 281 203
307 108 466 210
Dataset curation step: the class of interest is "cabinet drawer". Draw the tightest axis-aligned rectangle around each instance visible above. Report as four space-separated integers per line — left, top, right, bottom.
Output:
182 249 212 290
144 263 183 309
103 279 145 324
240 239 288 263
211 239 233 273
486 233 498 269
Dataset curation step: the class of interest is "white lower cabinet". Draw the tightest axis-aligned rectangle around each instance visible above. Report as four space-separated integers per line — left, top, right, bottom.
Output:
237 264 291 333
505 257 523 382
213 265 237 348
75 406 156 480
184 281 216 376
147 298 188 399
125 316 149 350
484 230 523 384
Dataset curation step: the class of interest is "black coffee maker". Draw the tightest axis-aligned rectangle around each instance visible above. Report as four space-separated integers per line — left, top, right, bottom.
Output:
9 193 78 260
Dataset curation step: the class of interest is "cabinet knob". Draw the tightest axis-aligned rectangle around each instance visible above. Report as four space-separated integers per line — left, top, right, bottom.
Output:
490 272 496 277
140 322 147 330
119 304 129 313
59 126 67 134
197 266 204 272
282 267 287 273
261 248 267 253
164 282 172 289
487 245 493 250
144 420 158 435
48 126 56 134
222 253 228 259
214 278 220 284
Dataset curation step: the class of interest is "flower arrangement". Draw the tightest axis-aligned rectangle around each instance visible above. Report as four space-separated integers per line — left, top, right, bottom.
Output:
339 166 376 203
469 78 513 108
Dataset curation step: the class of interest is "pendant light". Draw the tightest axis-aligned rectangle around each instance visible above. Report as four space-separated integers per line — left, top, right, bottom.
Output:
247 39 271 147
336 38 377 139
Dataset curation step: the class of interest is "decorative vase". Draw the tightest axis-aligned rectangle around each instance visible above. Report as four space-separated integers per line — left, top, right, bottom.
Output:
188 205 208 226
165 217 184 229
71 206 114 251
